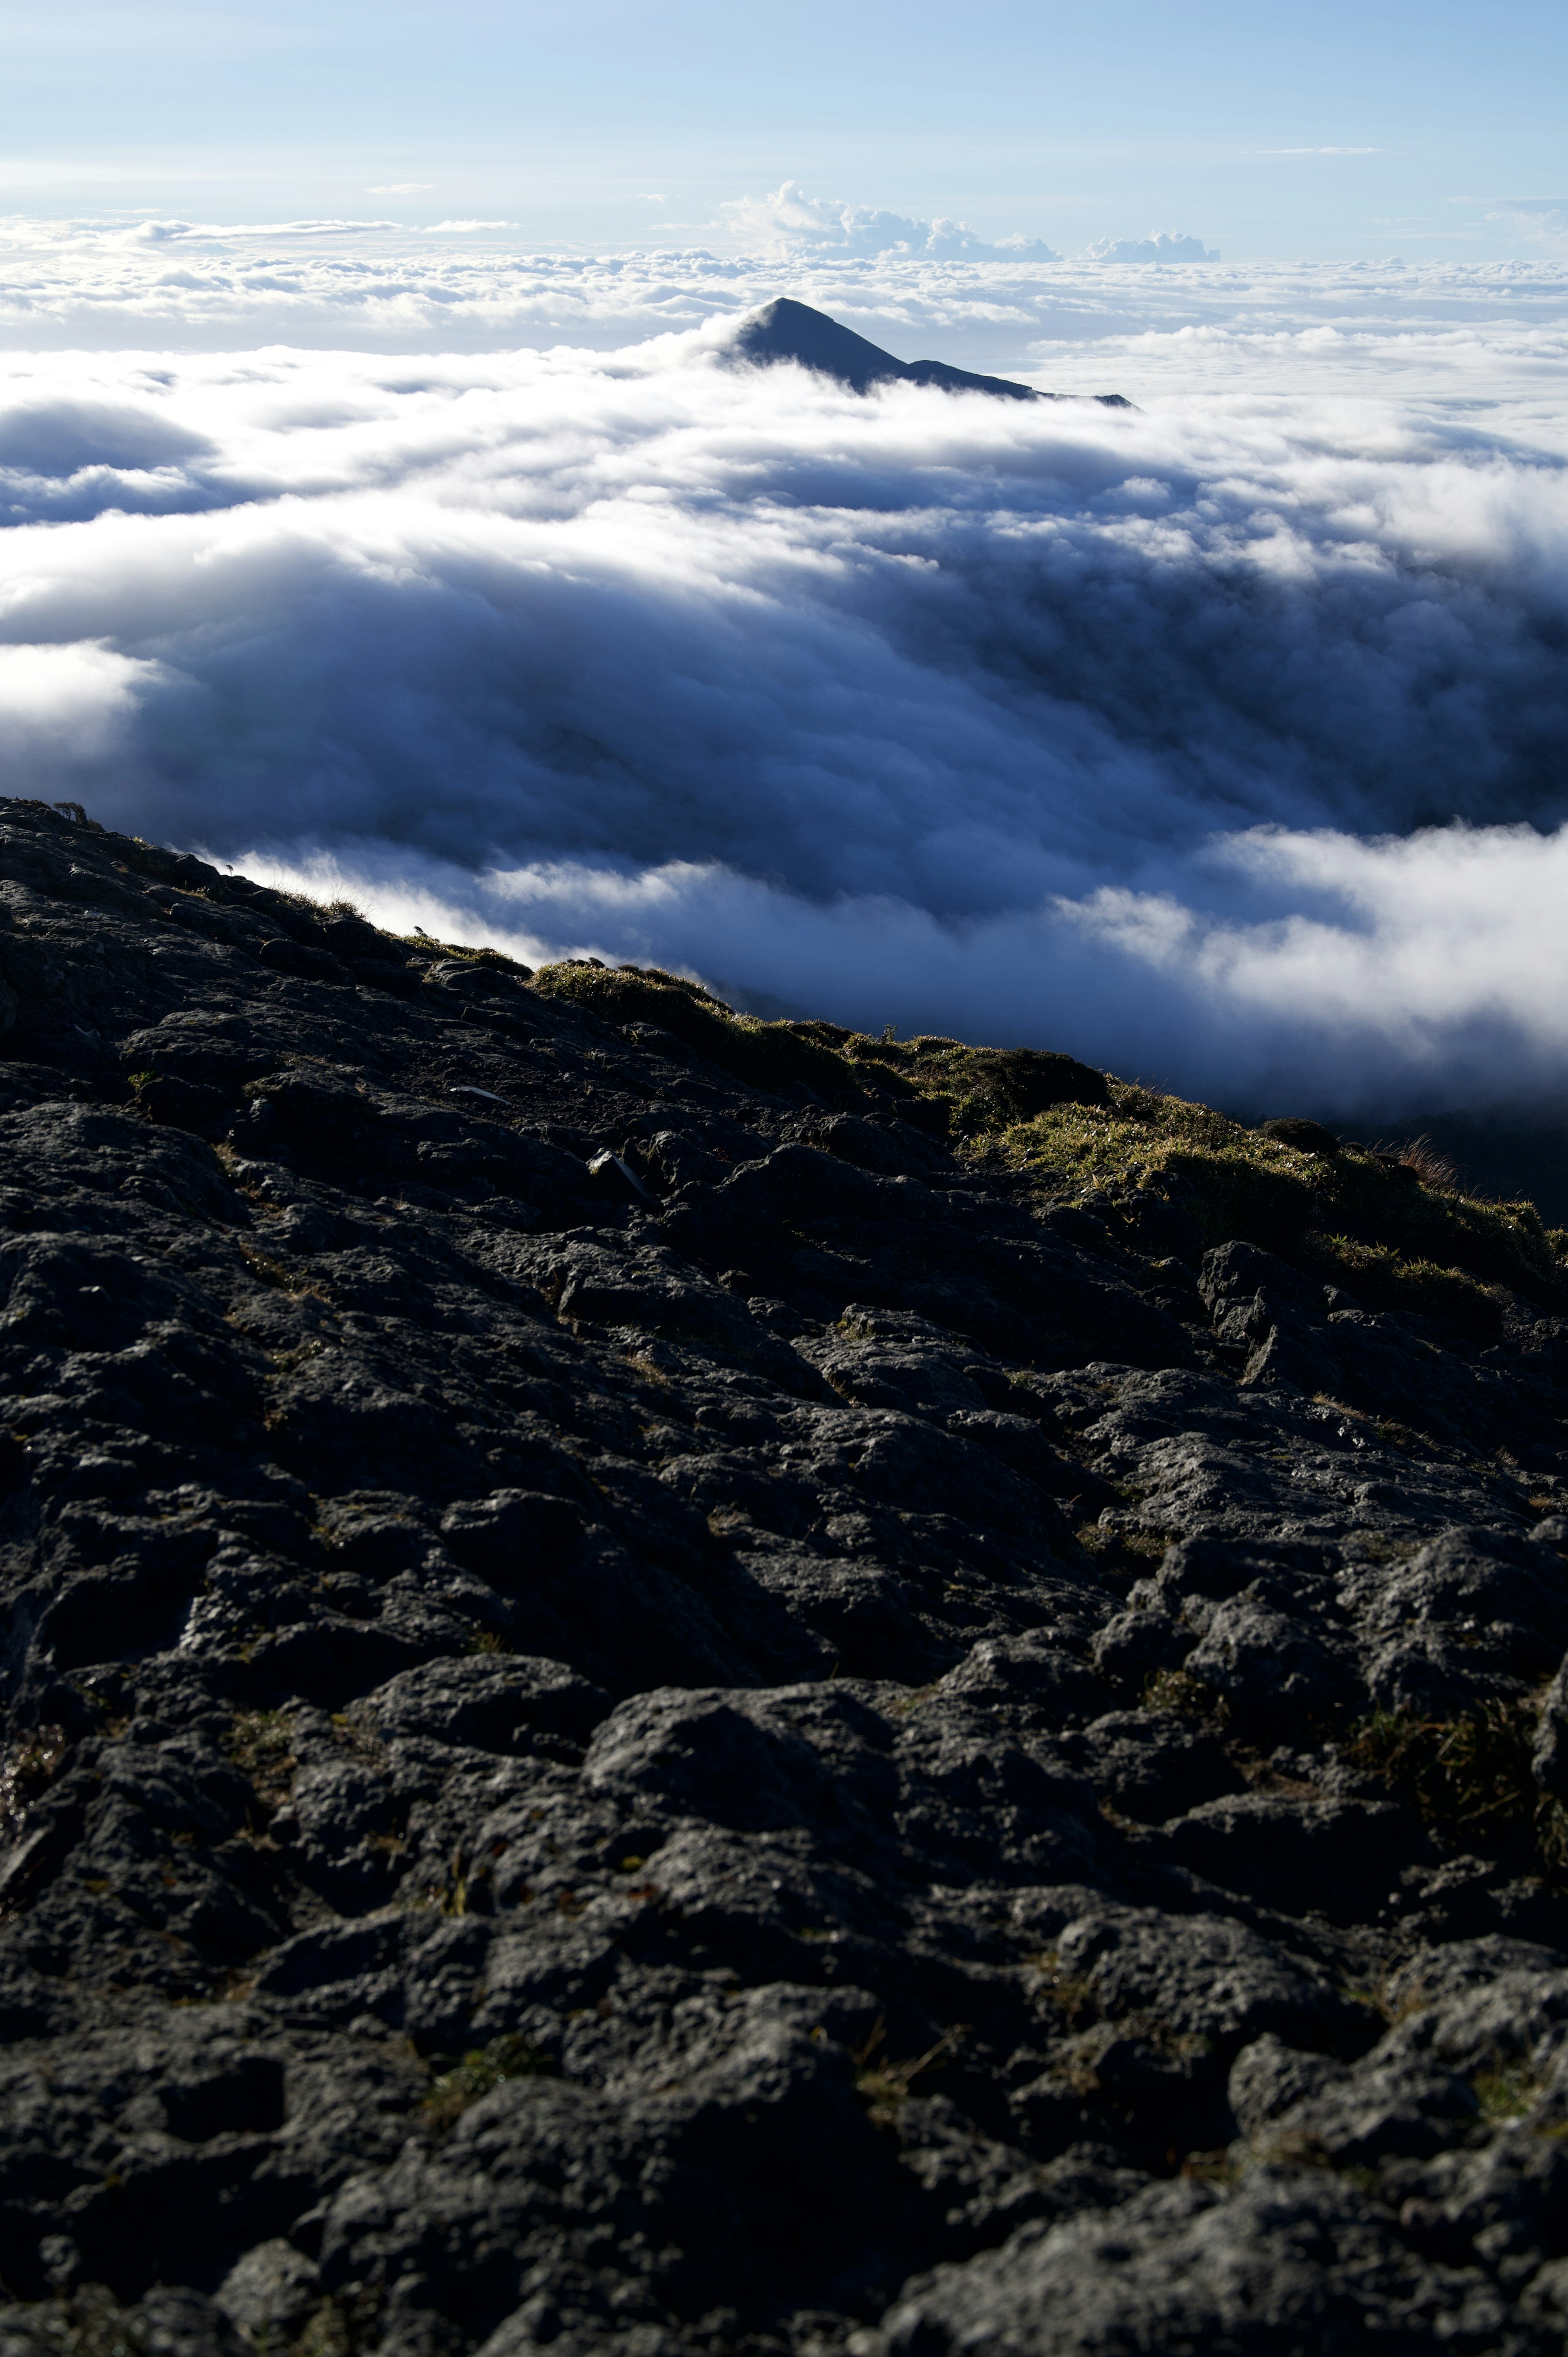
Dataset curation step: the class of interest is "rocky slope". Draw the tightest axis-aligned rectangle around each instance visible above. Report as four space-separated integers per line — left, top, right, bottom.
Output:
3 794 1568 2355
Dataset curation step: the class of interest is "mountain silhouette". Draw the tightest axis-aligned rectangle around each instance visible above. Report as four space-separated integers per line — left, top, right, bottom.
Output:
730 298 1130 406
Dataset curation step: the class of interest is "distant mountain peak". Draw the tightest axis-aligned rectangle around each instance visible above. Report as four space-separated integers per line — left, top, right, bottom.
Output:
729 298 1131 407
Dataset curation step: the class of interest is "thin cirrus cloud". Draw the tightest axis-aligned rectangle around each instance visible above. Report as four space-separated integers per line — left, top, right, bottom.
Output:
365 183 434 195
1490 199 1568 243
1 250 1567 1121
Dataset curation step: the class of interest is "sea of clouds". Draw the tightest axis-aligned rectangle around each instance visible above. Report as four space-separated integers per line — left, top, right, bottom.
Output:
2 201 1567 1117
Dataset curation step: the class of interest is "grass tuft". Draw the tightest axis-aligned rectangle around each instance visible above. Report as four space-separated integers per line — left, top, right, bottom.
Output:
1345 1700 1568 1871
422 2034 555 2127
850 2017 967 2127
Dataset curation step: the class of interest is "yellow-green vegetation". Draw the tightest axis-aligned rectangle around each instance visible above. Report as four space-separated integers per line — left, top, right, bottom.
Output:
422 2034 554 2127
294 2290 383 2357
850 2018 966 2127
226 1708 296 1814
1142 1668 1223 1724
530 961 1121 1130
0 1723 68 1835
396 933 533 974
991 1080 1563 1317
1345 1701 1568 1872
15 2283 151 2357
526 961 1563 1333
530 961 875 1105
1473 2058 1544 2121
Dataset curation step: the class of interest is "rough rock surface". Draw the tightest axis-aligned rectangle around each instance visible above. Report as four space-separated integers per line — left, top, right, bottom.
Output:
2 796 1568 2355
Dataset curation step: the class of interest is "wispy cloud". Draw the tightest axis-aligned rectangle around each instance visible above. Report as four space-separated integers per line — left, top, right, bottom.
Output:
365 183 433 195
1490 198 1568 244
1262 147 1380 156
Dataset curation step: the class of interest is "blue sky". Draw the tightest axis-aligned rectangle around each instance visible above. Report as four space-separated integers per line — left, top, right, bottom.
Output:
0 0 1563 259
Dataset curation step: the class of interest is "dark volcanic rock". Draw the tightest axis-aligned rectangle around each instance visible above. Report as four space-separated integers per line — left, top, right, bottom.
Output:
731 298 1131 408
1 795 1568 2353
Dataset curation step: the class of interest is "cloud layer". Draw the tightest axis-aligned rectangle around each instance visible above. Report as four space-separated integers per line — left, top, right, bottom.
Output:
0 263 1566 1115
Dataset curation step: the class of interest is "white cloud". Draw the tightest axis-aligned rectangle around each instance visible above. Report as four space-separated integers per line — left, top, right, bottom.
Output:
1263 147 1379 156
0 640 165 766
0 301 1566 1115
366 183 434 195
1490 199 1568 245
1080 232 1221 264
717 181 1060 261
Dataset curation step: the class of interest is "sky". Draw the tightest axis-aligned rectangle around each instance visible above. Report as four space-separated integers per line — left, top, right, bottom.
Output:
0 0 1565 264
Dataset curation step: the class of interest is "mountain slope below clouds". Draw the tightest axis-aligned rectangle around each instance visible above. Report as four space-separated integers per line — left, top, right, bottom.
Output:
2 795 1568 2355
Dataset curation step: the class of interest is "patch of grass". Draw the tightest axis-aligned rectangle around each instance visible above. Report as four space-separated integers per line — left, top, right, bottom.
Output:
1473 2057 1543 2121
851 2017 967 2127
1374 1420 1433 1456
1310 1235 1503 1339
1028 1950 1100 2024
531 961 873 1105
422 2033 555 2127
982 1081 1561 1323
1345 1701 1568 1870
238 1241 333 1300
226 1709 296 1813
1180 2149 1242 2187
395 933 532 974
1142 1669 1223 1725
15 2284 149 2357
1076 1521 1174 1576
294 2290 383 2357
0 1723 68 1835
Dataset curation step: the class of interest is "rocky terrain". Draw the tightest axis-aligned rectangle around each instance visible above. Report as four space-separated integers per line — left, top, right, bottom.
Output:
4 795 1568 2355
